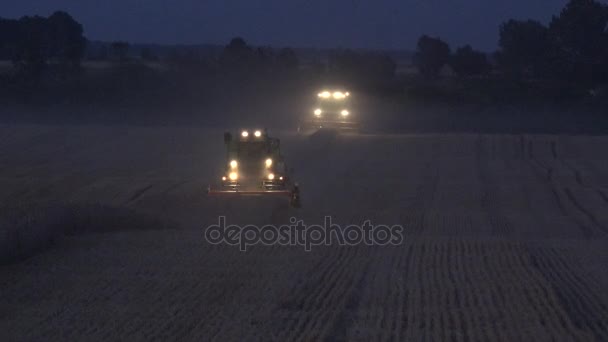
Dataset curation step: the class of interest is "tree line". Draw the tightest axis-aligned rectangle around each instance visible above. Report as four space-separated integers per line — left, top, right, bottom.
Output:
414 0 608 86
0 11 86 77
217 37 299 75
1 0 607 88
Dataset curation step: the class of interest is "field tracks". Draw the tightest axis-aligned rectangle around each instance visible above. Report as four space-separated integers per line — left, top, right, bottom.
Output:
528 247 608 341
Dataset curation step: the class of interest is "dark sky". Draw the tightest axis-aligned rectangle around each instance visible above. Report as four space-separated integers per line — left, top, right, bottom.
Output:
2 0 583 51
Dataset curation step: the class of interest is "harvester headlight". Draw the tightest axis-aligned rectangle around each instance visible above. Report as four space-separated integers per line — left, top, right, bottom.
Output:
230 160 238 169
254 130 262 138
268 173 275 180
265 158 273 168
314 109 322 116
318 91 331 98
279 176 283 180
229 172 238 181
346 92 350 96
333 92 345 99
222 176 227 181
241 131 249 138
341 109 350 116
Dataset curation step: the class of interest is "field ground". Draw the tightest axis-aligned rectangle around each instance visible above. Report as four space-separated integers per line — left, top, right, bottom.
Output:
1 124 608 340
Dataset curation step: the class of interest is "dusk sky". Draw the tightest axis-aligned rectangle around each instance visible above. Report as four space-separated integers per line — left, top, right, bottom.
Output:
2 1 586 51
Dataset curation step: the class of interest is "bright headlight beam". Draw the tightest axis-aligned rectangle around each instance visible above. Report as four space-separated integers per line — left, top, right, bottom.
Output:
254 130 262 138
229 172 238 180
318 91 331 98
241 131 249 138
333 92 345 99
341 110 350 116
230 160 238 168
314 109 322 116
265 158 273 167
268 173 275 180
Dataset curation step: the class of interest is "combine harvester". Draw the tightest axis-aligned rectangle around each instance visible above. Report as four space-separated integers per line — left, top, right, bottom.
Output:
298 88 359 134
207 129 301 208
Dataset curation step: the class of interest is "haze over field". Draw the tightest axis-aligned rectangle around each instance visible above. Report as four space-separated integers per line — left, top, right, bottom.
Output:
2 0 608 340
1 125 607 340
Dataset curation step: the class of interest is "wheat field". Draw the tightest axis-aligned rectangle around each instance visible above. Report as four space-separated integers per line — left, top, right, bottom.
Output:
1 124 607 341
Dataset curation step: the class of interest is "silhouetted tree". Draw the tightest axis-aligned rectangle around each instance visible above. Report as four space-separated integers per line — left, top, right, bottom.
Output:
1 12 86 77
110 41 130 62
47 11 86 67
414 35 451 78
219 37 255 73
0 18 19 60
496 20 551 77
549 0 608 83
14 16 50 76
450 45 490 77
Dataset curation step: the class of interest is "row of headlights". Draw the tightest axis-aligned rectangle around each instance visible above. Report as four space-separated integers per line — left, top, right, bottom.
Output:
318 91 350 99
314 109 350 117
222 173 283 181
229 158 272 169
223 158 276 181
241 130 263 138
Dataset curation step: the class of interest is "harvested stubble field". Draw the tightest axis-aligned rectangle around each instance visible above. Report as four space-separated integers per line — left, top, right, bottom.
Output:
0 124 607 341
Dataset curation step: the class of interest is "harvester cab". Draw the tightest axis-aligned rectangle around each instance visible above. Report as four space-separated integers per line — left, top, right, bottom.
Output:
299 89 359 133
208 129 301 207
